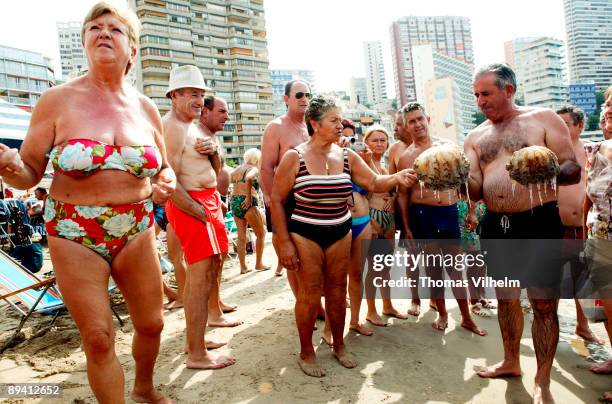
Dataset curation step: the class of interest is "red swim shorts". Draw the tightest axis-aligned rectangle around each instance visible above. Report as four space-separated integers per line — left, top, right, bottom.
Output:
165 189 229 265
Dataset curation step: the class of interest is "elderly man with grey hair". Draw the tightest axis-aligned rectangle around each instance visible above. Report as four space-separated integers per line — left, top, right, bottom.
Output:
464 63 580 404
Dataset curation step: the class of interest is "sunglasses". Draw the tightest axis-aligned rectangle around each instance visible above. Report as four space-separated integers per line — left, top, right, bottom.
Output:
295 92 312 99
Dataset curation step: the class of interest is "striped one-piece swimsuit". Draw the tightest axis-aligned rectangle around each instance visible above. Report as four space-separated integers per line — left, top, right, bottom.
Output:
288 148 354 249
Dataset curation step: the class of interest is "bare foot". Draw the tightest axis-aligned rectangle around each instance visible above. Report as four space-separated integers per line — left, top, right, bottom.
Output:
591 359 612 374
349 323 374 336
461 319 488 336
298 355 325 377
576 327 605 345
186 353 236 369
333 347 358 369
220 303 238 313
407 302 420 317
184 340 227 353
275 265 283 276
240 268 253 274
208 315 243 327
131 388 175 403
432 314 448 331
255 264 271 271
602 391 612 402
164 300 184 311
475 361 521 378
383 308 409 320
366 313 388 327
533 383 554 404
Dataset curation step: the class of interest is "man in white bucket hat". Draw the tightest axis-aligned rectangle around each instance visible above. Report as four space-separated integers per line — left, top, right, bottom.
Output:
162 65 236 370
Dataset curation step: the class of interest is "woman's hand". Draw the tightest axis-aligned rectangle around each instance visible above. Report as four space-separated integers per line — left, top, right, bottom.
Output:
0 144 25 176
358 146 373 165
279 239 300 271
394 168 418 188
241 197 252 210
152 167 176 204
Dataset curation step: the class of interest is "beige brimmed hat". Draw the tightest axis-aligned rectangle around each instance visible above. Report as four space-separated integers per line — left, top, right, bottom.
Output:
166 65 210 97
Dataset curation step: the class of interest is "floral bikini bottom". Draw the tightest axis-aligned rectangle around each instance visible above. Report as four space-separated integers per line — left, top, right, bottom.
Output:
44 196 154 262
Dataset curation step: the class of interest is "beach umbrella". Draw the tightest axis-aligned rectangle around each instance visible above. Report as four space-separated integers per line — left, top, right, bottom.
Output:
0 99 31 149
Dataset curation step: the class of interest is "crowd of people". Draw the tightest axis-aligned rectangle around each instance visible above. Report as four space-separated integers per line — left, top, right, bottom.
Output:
0 2 609 404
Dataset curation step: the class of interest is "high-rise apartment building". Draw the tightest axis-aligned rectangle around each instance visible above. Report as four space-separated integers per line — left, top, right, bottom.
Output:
128 0 273 160
512 37 568 111
0 45 55 112
504 37 539 104
569 80 597 116
349 77 368 107
563 0 612 91
411 44 476 141
390 16 474 106
57 22 88 79
270 69 315 117
363 41 387 109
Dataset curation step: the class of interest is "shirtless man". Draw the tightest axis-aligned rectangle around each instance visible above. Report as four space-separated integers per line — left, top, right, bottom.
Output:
162 65 235 369
556 105 604 345
465 64 580 403
195 95 241 326
388 107 413 175
396 103 486 336
260 80 311 285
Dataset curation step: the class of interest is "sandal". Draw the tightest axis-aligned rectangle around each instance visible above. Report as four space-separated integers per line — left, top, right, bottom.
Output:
480 300 497 310
470 302 493 317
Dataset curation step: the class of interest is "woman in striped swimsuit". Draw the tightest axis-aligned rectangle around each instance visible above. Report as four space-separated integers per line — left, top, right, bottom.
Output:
270 96 417 377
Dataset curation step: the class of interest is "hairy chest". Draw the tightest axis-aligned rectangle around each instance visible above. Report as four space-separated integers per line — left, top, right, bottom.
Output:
476 121 542 164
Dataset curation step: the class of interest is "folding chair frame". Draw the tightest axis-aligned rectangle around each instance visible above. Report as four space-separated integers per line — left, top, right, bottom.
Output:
0 254 124 352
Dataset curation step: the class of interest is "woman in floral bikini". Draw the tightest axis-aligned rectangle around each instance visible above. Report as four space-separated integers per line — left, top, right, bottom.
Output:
0 3 175 403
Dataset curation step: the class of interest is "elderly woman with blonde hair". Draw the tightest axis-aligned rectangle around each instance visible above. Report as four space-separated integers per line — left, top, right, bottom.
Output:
0 2 176 403
230 147 270 274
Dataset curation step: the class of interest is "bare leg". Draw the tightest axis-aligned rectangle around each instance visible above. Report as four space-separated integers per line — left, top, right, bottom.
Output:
112 229 172 403
208 255 242 327
477 287 522 378
575 299 604 344
184 255 235 369
528 295 559 404
323 233 357 369
348 224 373 336
49 238 124 404
166 225 185 310
591 299 612 374
234 216 250 274
245 207 270 271
292 233 325 377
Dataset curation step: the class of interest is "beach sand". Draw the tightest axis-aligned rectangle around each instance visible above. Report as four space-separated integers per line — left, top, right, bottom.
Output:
0 236 610 403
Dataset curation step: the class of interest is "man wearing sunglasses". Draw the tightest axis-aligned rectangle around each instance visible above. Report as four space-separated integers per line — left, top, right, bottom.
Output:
261 80 311 286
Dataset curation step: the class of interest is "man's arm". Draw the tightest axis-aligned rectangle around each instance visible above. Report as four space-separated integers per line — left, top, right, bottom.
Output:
388 143 399 175
542 110 580 185
163 120 207 221
260 122 280 204
396 149 414 238
463 131 484 201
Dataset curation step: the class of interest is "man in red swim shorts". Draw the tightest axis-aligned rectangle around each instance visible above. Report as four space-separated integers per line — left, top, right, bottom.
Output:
163 65 235 370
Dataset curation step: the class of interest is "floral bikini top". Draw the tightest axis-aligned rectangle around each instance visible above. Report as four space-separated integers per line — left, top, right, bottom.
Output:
48 138 162 179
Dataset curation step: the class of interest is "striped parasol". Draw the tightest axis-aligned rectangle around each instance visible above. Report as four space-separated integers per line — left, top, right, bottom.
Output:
0 99 31 149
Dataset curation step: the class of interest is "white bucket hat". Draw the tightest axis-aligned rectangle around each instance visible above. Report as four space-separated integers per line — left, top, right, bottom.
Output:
166 65 210 97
